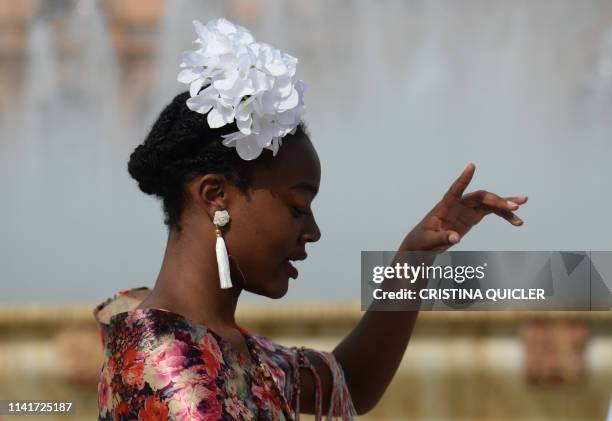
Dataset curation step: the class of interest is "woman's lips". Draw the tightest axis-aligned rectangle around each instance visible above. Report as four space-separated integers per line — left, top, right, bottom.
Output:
284 260 298 279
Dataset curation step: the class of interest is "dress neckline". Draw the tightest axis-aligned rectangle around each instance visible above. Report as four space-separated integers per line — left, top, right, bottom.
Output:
95 286 255 361
108 307 255 363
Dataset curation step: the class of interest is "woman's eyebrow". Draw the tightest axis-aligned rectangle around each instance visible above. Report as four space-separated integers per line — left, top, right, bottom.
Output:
290 182 319 196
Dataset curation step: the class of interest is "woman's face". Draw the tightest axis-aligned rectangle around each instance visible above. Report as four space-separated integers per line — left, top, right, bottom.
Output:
224 134 321 298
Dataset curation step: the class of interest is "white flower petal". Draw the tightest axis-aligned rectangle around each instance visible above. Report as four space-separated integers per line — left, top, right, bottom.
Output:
221 131 244 147
204 37 231 56
189 78 206 97
276 87 299 111
255 131 274 148
192 20 208 40
219 104 236 124
207 108 227 128
236 115 252 134
236 136 264 160
268 138 280 156
182 51 207 67
178 68 202 84
186 93 216 114
213 71 239 91
258 92 277 115
236 96 255 119
249 69 272 93
277 109 297 125
215 18 237 36
273 76 292 97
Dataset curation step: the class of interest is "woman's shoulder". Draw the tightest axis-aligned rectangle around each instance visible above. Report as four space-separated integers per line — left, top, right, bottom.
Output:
93 286 151 326
94 287 208 350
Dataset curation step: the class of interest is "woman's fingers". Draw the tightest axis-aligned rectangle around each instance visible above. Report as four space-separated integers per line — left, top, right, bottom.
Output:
464 191 528 211
464 190 516 209
506 196 528 205
492 208 524 226
441 163 476 208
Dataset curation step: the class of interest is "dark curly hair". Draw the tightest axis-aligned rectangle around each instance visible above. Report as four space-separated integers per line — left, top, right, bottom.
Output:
127 91 308 233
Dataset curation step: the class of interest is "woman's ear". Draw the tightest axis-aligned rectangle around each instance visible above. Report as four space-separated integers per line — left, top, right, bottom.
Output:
189 174 228 215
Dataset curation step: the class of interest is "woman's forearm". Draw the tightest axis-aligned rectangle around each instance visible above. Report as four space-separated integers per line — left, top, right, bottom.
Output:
332 238 435 415
333 307 420 414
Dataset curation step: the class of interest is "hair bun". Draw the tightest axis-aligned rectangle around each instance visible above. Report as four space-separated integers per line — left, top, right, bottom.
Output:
127 143 168 196
127 94 189 197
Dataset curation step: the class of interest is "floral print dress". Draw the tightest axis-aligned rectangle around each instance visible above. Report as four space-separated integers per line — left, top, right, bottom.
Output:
93 287 356 420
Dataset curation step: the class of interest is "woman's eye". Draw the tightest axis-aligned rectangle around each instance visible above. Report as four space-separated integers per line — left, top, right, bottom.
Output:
291 206 309 217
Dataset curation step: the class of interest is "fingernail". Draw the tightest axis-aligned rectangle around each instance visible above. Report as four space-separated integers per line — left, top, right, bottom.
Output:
507 201 518 208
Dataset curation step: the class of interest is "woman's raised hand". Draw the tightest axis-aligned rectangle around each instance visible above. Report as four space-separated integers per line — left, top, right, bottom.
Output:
401 163 527 253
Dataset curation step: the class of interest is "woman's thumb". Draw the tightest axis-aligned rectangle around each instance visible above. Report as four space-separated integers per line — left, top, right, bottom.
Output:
444 231 461 245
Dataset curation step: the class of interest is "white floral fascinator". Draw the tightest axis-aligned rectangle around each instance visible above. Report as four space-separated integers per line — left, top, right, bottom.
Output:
177 18 306 160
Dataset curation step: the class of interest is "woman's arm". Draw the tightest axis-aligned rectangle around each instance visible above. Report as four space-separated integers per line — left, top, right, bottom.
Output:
299 163 528 415
330 238 432 415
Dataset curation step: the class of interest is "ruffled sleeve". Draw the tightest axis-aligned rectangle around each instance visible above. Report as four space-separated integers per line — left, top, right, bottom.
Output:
248 333 356 421
290 347 356 421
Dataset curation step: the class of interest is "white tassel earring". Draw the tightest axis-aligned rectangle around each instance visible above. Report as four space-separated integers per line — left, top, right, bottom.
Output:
213 210 232 289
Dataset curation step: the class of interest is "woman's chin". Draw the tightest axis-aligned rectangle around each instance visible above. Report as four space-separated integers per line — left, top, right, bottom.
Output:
244 275 289 299
263 274 290 299
266 278 289 299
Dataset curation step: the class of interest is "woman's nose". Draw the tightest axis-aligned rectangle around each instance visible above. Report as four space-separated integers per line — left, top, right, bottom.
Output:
303 215 321 243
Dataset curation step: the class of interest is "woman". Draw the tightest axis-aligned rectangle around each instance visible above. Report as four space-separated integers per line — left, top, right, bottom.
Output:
94 18 527 420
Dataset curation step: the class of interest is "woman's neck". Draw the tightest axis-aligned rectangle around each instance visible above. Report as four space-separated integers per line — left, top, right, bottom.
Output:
140 226 242 331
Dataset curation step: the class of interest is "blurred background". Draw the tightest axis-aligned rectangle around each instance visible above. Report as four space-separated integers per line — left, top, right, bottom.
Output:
0 0 611 419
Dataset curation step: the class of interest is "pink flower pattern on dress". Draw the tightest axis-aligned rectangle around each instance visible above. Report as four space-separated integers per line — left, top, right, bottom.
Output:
143 339 190 389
